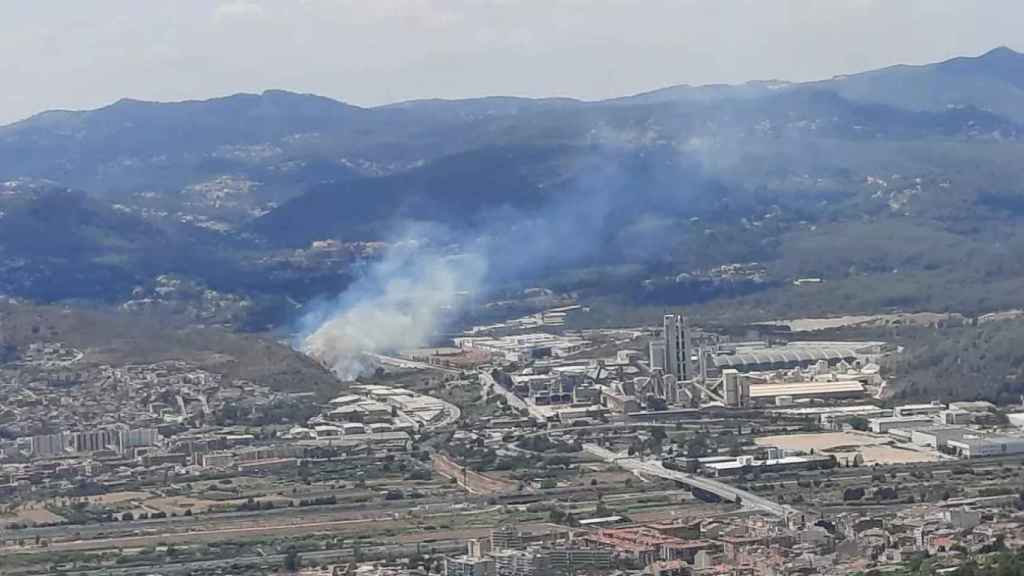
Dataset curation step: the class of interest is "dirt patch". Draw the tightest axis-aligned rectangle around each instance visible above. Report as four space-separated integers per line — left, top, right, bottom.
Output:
755 432 889 452
143 496 223 514
3 506 66 526
854 445 941 465
83 491 151 505
755 432 940 465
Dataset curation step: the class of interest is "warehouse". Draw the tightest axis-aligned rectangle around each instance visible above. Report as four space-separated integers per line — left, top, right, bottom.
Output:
819 408 892 430
712 341 884 372
869 415 935 434
746 381 866 405
768 405 892 431
893 403 945 418
909 427 968 449
947 436 1024 459
701 455 834 477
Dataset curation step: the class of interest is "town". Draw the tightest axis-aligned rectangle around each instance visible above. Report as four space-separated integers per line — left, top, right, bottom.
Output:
4 308 1024 576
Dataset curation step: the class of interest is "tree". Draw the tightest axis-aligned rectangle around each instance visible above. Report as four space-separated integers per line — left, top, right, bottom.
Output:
685 434 711 458
842 487 865 501
646 397 668 412
727 440 742 457
284 547 301 572
847 416 870 431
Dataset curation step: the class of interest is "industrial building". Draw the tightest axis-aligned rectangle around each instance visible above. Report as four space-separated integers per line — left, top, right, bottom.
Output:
722 369 748 407
940 408 976 425
768 405 891 424
869 416 936 434
947 436 1024 459
510 374 575 405
893 403 945 418
909 427 969 449
818 408 892 430
663 314 688 380
453 333 589 363
711 341 885 372
649 340 666 372
604 390 640 415
746 380 866 405
701 455 834 477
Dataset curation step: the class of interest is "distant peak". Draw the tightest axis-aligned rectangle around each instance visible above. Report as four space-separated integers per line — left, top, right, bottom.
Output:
980 46 1020 59
261 89 300 97
109 97 156 108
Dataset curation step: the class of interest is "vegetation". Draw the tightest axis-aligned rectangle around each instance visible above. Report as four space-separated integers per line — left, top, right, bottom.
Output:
8 54 1024 328
847 417 870 432
0 301 340 396
283 547 302 572
887 319 1024 402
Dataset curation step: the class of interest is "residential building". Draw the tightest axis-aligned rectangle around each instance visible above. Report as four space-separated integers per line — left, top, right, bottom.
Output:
445 555 495 576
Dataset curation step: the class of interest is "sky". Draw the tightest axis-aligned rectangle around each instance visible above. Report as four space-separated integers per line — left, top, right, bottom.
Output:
1 0 1022 125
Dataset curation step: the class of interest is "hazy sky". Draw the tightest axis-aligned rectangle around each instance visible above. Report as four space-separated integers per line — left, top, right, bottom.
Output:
1 0 1021 124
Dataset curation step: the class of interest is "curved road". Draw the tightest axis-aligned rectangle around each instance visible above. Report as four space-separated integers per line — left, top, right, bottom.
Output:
583 443 800 519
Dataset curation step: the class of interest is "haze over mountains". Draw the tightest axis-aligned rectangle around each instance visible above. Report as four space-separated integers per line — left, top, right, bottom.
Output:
3 47 1024 324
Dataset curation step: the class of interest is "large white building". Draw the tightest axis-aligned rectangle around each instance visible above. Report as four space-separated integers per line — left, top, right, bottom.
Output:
454 333 588 363
869 415 935 434
948 436 1024 459
909 427 968 449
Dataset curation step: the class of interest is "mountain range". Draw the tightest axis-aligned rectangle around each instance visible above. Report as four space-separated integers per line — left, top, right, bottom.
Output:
3 47 1024 324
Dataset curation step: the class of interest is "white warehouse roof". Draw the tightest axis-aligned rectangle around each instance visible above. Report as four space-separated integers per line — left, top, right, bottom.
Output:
748 381 865 398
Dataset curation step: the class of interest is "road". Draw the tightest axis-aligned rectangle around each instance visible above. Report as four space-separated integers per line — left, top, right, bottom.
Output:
582 444 800 519
363 352 459 375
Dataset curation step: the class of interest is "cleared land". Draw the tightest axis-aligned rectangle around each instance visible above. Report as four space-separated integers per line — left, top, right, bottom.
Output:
2 506 66 525
755 432 889 452
755 432 940 465
763 312 963 332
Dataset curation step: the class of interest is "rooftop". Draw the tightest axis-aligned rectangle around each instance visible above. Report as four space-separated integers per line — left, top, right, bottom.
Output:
748 381 865 398
703 456 813 471
713 341 883 368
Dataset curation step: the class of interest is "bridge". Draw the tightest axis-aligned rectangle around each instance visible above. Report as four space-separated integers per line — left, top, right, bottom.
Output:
583 444 800 519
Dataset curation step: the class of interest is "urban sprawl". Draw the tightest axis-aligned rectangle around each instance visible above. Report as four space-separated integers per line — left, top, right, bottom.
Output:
3 311 1024 576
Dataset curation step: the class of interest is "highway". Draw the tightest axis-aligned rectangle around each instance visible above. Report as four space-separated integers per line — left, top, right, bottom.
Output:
582 444 800 519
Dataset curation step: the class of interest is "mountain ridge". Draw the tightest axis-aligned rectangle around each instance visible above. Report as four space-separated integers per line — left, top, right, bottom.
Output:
4 47 1024 319
4 46 1021 130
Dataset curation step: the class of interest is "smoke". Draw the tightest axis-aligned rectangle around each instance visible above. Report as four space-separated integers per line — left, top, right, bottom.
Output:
300 239 485 378
298 141 718 378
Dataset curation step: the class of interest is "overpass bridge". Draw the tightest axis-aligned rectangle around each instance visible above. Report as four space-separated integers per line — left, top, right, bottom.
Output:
583 444 800 519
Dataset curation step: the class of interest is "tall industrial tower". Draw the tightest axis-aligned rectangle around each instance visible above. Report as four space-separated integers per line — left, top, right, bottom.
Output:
663 314 687 380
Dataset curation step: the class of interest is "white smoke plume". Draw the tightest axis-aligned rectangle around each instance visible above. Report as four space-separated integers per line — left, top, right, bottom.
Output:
296 141 709 378
301 240 485 379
